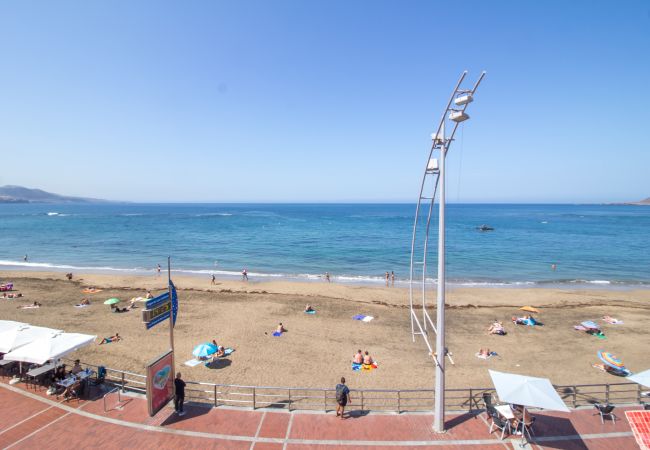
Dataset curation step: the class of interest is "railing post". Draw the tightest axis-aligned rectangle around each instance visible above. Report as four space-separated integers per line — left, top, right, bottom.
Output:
573 386 577 408
638 384 642 404
360 391 364 411
253 387 256 410
606 384 610 404
214 385 217 407
121 372 125 392
288 389 292 411
324 390 328 412
397 391 401 414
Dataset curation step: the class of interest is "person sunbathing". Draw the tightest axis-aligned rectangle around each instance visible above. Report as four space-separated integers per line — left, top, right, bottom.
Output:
304 304 314 312
215 346 226 357
487 321 506 335
17 301 41 309
478 348 491 358
353 350 363 364
99 333 121 345
3 293 23 299
145 291 153 299
363 351 374 365
276 323 286 333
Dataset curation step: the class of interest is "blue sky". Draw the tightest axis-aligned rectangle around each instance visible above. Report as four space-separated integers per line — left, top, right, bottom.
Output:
0 1 648 202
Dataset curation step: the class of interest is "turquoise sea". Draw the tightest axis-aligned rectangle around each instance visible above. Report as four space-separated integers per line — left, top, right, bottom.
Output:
0 203 648 287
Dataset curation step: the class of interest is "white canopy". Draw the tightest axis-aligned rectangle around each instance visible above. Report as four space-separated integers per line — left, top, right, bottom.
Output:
4 332 96 364
489 370 570 412
628 369 650 388
0 320 26 334
0 324 61 353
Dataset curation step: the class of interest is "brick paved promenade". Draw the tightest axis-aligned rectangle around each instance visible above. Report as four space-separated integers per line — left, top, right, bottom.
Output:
0 379 642 449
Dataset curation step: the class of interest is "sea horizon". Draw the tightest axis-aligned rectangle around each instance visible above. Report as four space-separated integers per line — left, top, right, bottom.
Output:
1 202 648 289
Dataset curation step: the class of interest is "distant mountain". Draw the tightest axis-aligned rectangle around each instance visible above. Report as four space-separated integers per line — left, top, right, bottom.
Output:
622 197 650 206
0 185 110 204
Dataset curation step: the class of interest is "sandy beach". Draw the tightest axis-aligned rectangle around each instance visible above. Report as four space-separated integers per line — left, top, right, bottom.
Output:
1 270 649 390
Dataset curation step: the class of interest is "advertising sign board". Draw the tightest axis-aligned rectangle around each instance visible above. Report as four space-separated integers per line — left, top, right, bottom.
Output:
146 350 174 417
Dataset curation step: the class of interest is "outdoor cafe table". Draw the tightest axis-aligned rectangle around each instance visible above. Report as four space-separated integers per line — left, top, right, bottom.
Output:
25 362 56 389
57 369 93 388
495 404 515 420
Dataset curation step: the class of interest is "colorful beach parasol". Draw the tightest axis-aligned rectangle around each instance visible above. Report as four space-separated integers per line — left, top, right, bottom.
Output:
598 350 625 370
192 342 217 358
519 306 540 314
103 298 120 305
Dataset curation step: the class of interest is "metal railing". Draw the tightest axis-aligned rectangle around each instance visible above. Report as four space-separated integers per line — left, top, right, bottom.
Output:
69 359 645 413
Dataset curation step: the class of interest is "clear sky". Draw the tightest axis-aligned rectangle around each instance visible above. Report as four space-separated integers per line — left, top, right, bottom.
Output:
0 1 648 203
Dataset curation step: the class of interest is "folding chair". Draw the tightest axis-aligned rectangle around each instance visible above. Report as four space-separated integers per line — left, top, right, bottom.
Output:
489 414 511 440
593 403 617 424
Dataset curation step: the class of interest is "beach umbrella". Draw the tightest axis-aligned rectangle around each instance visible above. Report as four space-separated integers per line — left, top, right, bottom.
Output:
489 369 570 445
104 298 120 305
192 342 217 358
598 351 626 371
581 321 600 330
627 369 650 388
519 306 540 314
0 320 25 334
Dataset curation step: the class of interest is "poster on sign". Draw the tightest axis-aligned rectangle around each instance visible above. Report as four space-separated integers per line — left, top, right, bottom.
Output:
146 350 174 417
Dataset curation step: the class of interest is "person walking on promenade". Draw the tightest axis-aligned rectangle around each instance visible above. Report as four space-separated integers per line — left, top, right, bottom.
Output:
174 372 186 416
335 377 351 419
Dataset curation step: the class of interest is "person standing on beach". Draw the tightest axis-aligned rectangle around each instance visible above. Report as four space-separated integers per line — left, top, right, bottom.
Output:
385 272 390 287
242 268 248 281
335 377 351 419
391 271 395 287
211 274 216 285
23 254 28 262
174 372 186 416
325 272 331 283
157 264 161 276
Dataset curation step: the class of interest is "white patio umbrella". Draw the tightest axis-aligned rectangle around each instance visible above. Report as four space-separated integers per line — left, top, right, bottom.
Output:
489 370 570 445
0 320 26 332
0 324 61 353
627 370 650 388
4 332 96 365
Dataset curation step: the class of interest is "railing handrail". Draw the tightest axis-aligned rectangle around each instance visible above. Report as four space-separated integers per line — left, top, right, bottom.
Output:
68 357 643 413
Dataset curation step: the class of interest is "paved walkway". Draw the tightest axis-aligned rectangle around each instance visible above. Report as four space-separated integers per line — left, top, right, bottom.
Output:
0 380 643 449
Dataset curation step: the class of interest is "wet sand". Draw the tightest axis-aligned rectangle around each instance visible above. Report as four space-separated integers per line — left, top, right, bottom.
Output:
1 271 649 390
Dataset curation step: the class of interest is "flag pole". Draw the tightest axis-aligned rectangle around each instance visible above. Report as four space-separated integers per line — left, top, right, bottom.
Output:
167 256 176 392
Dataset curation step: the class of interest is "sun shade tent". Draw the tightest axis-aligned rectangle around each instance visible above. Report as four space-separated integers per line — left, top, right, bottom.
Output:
0 324 62 353
489 369 570 444
4 332 96 365
627 370 650 388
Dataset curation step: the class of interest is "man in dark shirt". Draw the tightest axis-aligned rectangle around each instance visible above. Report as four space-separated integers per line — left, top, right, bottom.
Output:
335 377 351 419
174 372 186 416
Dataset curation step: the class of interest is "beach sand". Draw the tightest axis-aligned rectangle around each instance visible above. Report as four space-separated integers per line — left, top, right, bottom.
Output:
1 271 649 390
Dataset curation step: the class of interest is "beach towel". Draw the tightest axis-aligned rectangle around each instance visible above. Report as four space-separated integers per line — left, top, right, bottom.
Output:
475 351 498 360
213 348 235 358
74 304 90 308
272 331 282 337
184 359 202 367
352 314 365 320
305 310 316 314
18 305 40 309
362 316 374 322
352 362 378 371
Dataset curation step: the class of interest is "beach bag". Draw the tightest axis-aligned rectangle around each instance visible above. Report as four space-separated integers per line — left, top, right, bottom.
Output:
335 384 345 402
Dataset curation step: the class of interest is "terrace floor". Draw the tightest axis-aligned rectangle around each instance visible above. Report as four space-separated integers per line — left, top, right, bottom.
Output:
0 379 644 449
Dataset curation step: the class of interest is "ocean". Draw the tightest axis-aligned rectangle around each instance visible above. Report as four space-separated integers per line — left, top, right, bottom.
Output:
0 203 648 288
